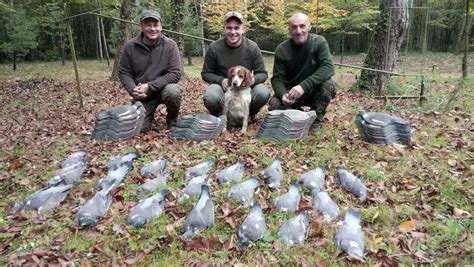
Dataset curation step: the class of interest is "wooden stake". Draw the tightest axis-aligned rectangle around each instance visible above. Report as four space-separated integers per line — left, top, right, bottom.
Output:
67 21 84 108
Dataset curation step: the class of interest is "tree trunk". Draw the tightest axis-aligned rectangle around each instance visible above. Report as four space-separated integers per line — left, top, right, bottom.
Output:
13 50 16 71
97 15 103 60
110 0 134 81
358 0 408 94
462 0 470 78
60 32 66 65
173 0 185 60
194 0 206 58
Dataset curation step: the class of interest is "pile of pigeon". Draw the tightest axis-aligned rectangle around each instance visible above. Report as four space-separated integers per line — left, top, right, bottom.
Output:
77 152 139 227
12 150 88 213
356 110 412 145
91 102 146 141
257 109 318 143
171 114 226 142
11 151 369 262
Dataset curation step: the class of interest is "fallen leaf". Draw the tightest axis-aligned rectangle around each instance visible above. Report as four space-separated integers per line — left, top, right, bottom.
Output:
453 207 471 218
399 220 416 232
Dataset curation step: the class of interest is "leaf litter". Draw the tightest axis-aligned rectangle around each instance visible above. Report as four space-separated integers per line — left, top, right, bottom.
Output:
0 73 472 265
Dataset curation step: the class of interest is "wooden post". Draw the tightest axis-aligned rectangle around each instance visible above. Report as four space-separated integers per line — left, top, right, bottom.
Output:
98 0 110 67
462 0 470 78
67 21 84 108
419 75 425 107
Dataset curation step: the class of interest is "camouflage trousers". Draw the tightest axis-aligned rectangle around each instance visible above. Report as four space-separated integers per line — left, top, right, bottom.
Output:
135 83 182 130
268 79 337 121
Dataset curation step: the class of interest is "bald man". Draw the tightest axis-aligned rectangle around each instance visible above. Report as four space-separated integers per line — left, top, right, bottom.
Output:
270 12 337 132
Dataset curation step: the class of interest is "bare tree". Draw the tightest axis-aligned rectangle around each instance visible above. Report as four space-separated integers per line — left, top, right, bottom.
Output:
358 0 408 94
110 0 134 81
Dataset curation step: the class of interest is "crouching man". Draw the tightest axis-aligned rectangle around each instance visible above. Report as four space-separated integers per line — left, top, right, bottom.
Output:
119 9 182 131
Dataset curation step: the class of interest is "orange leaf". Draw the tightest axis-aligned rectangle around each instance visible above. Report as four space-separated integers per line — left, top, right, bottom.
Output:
399 220 416 232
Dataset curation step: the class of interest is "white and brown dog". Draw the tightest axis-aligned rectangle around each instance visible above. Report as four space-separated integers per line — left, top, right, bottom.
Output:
223 66 254 133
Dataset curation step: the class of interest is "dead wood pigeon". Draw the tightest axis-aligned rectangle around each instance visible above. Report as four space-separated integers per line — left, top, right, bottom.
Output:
312 190 340 222
185 159 215 183
178 174 208 204
12 184 74 213
237 202 267 250
76 179 116 227
298 165 325 192
277 211 309 247
96 162 131 191
216 162 245 184
227 176 260 206
106 151 139 171
138 171 170 193
262 157 283 189
140 158 169 177
335 208 365 261
128 188 168 227
181 184 215 240
337 166 367 203
47 150 88 187
273 181 300 212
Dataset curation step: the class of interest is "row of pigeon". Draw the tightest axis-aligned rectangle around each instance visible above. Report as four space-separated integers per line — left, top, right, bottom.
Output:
12 151 369 261
356 110 412 145
91 102 146 141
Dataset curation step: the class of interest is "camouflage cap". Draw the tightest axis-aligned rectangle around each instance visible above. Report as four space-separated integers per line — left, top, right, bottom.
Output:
224 11 244 24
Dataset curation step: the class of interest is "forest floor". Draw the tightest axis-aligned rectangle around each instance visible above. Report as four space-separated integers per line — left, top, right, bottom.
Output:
0 54 472 265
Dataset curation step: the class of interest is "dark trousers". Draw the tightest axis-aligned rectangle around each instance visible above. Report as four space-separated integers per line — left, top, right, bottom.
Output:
268 79 337 121
137 83 182 129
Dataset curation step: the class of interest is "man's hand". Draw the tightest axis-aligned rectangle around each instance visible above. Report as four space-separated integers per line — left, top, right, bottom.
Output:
221 78 230 92
288 85 304 100
132 83 150 100
282 93 295 106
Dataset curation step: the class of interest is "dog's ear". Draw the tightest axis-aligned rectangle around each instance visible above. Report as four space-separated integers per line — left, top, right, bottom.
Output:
226 67 234 87
241 68 253 87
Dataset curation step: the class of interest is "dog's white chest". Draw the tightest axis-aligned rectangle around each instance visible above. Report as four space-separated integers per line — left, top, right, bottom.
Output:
225 88 251 126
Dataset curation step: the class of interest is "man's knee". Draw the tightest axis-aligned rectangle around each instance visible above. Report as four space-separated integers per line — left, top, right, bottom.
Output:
203 84 224 115
162 83 182 102
251 84 270 103
321 79 337 99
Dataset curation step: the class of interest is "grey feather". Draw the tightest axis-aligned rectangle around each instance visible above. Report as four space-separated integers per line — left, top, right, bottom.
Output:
128 188 168 227
138 171 170 193
185 159 215 183
96 163 131 191
237 202 267 249
140 158 169 177
312 190 340 221
227 176 260 206
337 166 367 203
12 184 74 213
273 182 300 212
107 151 139 171
178 174 208 204
181 184 215 240
47 150 87 187
216 162 245 184
298 165 325 192
76 180 116 227
335 209 365 261
277 211 309 247
262 157 283 189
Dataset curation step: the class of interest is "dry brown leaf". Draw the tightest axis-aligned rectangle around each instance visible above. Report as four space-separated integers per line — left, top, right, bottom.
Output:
398 220 416 232
453 207 471 218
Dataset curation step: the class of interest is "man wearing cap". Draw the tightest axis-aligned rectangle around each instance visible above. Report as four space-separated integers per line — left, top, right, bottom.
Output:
119 9 182 131
270 12 337 132
201 11 270 120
